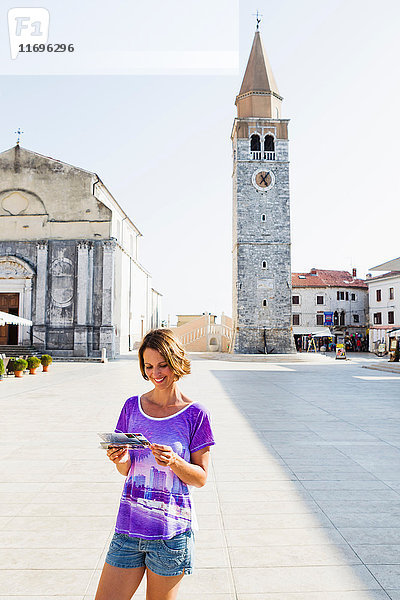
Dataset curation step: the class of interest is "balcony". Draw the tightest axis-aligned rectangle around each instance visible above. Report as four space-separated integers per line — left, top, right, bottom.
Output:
250 151 275 161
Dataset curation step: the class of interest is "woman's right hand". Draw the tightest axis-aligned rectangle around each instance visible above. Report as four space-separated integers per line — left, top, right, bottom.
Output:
107 445 130 464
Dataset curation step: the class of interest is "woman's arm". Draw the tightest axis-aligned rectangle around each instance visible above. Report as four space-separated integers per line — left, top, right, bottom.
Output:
107 446 131 477
151 444 210 488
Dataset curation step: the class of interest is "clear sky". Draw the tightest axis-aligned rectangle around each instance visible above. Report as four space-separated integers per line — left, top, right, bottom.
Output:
1 0 400 323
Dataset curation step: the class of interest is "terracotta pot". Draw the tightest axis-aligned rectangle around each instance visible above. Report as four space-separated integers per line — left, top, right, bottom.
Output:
14 371 23 378
29 368 37 375
42 365 49 372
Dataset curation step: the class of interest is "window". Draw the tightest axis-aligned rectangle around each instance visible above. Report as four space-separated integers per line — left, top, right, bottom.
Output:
334 311 339 325
351 293 356 301
264 135 275 152
316 314 324 325
337 291 345 300
250 134 261 152
262 299 267 307
388 311 395 324
345 292 349 301
353 314 359 323
292 295 300 305
262 260 267 269
376 289 382 302
261 214 266 222
340 310 345 326
374 312 382 325
389 287 395 300
316 295 324 305
292 314 300 325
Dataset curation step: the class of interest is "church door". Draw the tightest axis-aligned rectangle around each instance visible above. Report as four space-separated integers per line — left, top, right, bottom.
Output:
0 293 19 345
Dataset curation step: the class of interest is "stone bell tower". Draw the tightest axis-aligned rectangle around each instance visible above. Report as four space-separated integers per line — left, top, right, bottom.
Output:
232 28 295 353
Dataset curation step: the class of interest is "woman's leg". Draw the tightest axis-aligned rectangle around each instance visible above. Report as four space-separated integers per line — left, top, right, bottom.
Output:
145 568 185 600
95 563 146 600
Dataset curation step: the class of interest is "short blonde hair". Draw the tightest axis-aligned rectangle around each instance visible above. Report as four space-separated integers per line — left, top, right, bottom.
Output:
138 329 191 381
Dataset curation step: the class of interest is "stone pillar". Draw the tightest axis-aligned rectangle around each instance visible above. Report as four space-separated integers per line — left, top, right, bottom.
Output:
73 241 91 357
20 278 33 345
33 241 48 350
99 240 115 358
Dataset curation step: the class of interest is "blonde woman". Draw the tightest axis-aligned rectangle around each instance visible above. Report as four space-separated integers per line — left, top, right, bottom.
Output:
95 329 215 600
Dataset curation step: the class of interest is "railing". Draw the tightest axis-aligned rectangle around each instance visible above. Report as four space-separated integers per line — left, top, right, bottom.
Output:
250 151 275 161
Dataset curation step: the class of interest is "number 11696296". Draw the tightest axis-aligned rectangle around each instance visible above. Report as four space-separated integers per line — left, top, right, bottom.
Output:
18 43 74 53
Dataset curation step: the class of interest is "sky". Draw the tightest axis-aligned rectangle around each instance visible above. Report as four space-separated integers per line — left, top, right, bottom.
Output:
1 0 400 323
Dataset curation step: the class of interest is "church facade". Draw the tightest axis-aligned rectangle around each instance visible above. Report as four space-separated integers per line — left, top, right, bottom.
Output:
232 29 295 353
0 145 161 358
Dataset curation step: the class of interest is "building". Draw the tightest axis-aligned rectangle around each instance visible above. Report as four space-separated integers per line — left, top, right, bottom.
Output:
367 256 400 351
171 313 233 353
0 145 161 358
291 268 368 347
232 27 294 354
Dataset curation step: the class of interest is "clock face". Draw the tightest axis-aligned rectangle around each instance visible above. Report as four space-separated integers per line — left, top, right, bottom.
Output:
252 169 275 191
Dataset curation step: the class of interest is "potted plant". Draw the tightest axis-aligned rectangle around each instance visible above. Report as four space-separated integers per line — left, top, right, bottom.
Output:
41 354 53 372
27 356 41 375
0 358 4 381
14 358 28 378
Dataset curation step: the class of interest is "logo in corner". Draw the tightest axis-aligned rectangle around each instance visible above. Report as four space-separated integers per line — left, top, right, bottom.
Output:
8 7 50 59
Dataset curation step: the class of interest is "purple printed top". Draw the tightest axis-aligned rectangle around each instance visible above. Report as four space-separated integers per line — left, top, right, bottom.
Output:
114 396 215 540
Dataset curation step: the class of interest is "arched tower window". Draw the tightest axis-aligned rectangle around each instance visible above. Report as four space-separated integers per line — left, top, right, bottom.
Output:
250 134 261 152
262 299 267 307
261 214 266 222
262 260 267 269
264 135 274 151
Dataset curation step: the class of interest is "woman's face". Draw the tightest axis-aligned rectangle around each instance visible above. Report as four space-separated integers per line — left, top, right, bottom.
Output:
143 348 175 389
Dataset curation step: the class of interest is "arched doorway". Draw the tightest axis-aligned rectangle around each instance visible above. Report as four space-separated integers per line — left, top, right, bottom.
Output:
0 256 34 346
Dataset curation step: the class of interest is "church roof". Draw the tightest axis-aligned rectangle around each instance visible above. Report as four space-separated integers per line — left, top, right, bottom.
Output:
239 30 280 96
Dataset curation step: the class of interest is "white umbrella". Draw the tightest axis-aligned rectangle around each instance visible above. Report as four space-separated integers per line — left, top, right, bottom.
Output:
0 311 32 326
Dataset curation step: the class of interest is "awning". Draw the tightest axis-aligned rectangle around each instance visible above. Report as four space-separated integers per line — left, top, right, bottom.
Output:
292 326 332 337
0 311 32 326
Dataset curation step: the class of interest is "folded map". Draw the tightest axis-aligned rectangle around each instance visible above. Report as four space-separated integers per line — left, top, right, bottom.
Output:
98 432 151 449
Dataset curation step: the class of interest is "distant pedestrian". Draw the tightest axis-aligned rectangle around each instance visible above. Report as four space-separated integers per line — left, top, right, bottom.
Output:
95 329 215 600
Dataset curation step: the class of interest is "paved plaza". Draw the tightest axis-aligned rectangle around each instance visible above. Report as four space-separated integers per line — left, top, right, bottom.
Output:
1 353 400 599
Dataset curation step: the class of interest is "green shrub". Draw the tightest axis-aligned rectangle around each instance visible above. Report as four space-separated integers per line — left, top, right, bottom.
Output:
41 354 53 366
14 358 28 371
27 356 41 369
0 359 4 376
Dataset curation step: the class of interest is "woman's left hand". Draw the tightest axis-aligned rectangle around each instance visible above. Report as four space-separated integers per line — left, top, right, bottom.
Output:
150 443 177 467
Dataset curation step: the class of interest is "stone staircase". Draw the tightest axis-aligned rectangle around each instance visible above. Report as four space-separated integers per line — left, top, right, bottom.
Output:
362 361 400 374
0 345 39 358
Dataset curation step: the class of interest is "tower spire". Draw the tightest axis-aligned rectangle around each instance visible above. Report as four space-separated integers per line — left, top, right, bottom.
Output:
235 30 282 119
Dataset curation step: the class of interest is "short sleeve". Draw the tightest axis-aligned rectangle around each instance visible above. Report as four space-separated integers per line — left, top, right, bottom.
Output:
189 407 215 453
115 400 129 433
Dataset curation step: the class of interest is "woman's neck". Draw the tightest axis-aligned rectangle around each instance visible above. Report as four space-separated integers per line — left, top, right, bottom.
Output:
150 383 182 407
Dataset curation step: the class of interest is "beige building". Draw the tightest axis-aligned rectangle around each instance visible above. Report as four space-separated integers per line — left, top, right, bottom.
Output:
367 256 400 351
172 313 233 352
0 145 161 358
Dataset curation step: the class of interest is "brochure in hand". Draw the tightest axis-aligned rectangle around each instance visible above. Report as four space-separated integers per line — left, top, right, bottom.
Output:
98 432 151 450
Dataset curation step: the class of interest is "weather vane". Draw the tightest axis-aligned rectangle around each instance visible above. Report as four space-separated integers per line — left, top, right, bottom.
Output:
253 9 263 30
15 128 24 145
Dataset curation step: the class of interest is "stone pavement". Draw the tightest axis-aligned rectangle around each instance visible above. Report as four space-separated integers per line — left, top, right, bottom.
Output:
1 354 400 599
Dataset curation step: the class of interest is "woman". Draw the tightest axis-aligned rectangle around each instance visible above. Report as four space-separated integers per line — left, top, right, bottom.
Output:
95 329 215 600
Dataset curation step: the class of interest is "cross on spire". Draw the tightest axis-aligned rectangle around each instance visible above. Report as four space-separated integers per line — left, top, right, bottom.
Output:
15 128 24 145
253 10 262 30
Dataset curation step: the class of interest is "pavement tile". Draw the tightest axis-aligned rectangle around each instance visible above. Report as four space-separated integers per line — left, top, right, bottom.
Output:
351 545 400 565
0 569 93 595
219 500 320 515
0 547 101 570
222 512 332 530
225 527 345 547
232 565 381 593
236 593 390 600
367 566 400 590
228 544 362 568
338 528 400 545
0 530 110 549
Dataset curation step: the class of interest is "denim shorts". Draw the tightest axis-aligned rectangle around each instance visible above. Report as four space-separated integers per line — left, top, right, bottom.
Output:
105 529 194 576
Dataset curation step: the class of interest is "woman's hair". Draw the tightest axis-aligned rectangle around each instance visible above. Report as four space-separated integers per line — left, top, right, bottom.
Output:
138 328 191 381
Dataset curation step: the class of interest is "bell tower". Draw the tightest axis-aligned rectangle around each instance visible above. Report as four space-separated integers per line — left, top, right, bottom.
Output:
232 28 295 353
